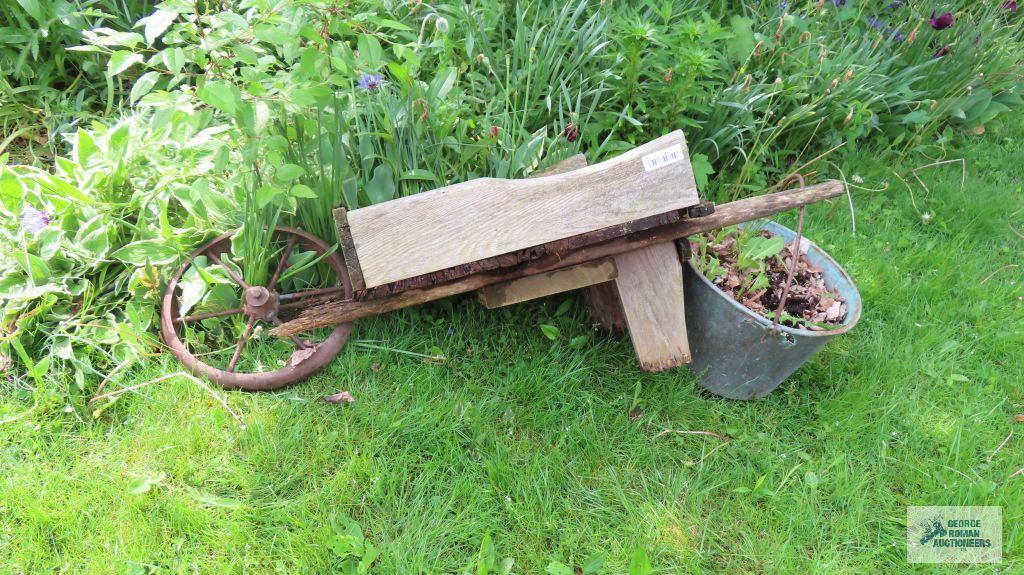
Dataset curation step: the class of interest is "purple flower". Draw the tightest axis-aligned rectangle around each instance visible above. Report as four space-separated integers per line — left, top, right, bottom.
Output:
929 11 954 29
886 0 903 9
562 122 580 143
21 206 50 234
866 16 906 41
832 0 845 6
1003 0 1018 11
357 73 383 91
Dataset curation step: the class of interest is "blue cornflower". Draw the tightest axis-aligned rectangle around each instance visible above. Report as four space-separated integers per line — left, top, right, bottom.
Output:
21 206 50 234
357 73 383 91
866 16 906 42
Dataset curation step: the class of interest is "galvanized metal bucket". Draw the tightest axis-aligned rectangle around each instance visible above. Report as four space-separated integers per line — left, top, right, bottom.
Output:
683 220 862 400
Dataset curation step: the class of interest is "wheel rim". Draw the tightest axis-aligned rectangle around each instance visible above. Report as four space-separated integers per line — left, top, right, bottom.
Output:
161 226 353 391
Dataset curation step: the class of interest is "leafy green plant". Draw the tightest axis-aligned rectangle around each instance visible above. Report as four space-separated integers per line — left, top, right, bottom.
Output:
0 0 152 159
546 552 605 575
1 0 1022 390
327 513 379 575
0 104 236 392
693 225 784 299
628 547 652 575
466 533 515 575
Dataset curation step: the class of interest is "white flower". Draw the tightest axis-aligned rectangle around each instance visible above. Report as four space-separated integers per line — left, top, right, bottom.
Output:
435 16 449 34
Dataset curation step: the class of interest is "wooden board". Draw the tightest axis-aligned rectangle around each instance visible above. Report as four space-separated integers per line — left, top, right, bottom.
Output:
344 130 699 288
534 155 630 335
477 258 617 309
474 153 601 309
357 211 682 299
613 242 691 371
532 153 588 177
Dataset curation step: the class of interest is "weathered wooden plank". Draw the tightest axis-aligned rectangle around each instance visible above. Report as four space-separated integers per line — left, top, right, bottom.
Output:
475 154 617 310
346 130 699 288
332 155 589 296
333 207 366 292
270 180 845 337
613 243 690 371
532 153 588 177
477 258 618 309
356 210 682 299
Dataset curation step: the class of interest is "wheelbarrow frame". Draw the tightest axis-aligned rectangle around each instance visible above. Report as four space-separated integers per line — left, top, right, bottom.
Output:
269 180 846 358
162 129 847 390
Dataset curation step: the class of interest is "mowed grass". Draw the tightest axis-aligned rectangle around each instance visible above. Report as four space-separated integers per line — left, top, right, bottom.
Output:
2 120 1023 574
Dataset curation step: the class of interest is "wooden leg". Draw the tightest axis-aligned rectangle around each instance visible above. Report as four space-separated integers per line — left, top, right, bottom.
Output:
613 242 691 372
582 281 628 335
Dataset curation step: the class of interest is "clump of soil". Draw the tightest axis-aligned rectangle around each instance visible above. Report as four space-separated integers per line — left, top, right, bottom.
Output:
691 229 848 330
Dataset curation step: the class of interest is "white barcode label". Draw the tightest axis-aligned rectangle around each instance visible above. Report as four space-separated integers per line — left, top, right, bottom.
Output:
641 144 685 172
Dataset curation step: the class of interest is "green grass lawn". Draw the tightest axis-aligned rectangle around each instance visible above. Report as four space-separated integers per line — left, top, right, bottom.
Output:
2 120 1022 574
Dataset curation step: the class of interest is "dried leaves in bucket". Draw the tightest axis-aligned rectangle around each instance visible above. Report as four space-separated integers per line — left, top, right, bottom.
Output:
690 226 847 330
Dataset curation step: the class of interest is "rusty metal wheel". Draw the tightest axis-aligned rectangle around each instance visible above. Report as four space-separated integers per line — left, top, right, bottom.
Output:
161 226 352 391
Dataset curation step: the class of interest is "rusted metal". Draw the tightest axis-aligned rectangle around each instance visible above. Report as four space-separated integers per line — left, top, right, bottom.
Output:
684 220 862 399
161 226 353 391
686 201 716 218
242 286 280 321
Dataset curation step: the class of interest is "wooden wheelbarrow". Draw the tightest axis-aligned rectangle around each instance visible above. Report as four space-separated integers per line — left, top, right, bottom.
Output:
161 131 846 390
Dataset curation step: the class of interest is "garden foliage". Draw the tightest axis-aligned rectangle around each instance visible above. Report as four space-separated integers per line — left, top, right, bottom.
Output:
0 0 153 157
0 0 1022 390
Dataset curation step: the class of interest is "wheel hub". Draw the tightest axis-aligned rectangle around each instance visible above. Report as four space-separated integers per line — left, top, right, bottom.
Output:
243 286 280 320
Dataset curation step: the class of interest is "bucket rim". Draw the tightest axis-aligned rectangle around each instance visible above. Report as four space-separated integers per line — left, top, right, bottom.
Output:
686 220 862 338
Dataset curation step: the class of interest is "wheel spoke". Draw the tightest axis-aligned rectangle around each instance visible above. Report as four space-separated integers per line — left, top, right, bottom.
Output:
267 235 298 292
226 317 257 373
278 286 348 302
206 251 250 290
176 307 244 324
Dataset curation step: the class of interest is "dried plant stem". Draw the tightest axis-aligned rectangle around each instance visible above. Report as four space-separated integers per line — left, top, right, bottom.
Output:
979 264 1020 285
95 359 132 395
782 143 847 187
0 403 38 425
655 429 730 441
989 431 1013 463
774 205 807 335
89 372 243 427
892 170 920 214
89 376 167 403
911 158 966 196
